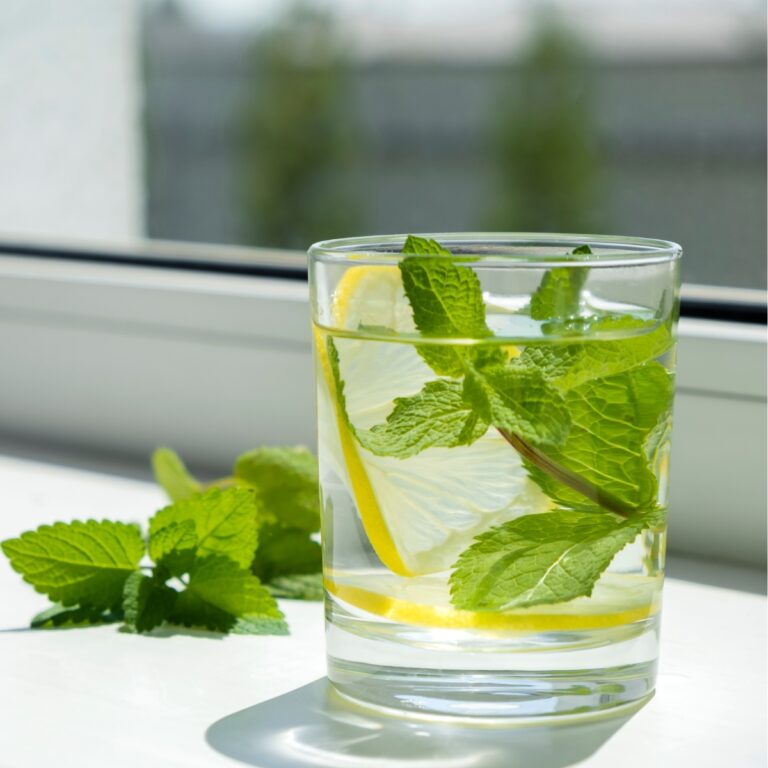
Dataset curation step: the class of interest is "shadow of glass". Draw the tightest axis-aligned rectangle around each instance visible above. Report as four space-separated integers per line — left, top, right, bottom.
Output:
206 678 642 768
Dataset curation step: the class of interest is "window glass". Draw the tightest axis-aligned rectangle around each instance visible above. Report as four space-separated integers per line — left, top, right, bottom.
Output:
0 0 765 289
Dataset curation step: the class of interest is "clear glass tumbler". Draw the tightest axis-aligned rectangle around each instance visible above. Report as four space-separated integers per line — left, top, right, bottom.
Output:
309 233 681 719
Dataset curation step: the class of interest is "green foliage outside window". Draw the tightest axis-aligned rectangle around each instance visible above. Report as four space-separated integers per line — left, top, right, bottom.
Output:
487 11 602 233
238 3 362 249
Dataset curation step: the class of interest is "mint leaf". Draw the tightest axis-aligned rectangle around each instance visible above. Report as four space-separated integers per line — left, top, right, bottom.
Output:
232 614 289 636
402 234 453 256
31 602 123 629
645 411 673 467
170 555 286 634
526 363 674 512
122 572 178 633
399 256 491 376
152 447 201 501
462 364 570 448
266 573 324 601
519 316 673 392
149 488 259 570
530 267 588 321
450 510 642 610
358 379 488 458
529 245 591 322
148 519 197 577
234 446 320 533
2 520 144 610
251 525 321 581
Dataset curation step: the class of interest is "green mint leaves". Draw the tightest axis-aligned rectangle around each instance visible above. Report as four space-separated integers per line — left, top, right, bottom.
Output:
234 446 321 533
169 555 287 635
517 316 673 392
449 510 644 611
150 488 260 570
359 380 488 458
462 365 571 448
328 235 675 612
153 446 322 591
123 572 179 633
400 236 493 376
3 443 324 636
152 447 202 501
524 363 674 514
401 234 453 257
2 520 144 611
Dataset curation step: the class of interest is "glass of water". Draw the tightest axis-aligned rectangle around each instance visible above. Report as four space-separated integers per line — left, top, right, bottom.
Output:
310 233 681 719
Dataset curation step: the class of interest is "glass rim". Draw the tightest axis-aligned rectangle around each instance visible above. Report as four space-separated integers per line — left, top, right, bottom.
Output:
308 232 682 268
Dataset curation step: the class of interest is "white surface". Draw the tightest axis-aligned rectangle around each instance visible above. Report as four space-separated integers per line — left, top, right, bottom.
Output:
0 454 765 768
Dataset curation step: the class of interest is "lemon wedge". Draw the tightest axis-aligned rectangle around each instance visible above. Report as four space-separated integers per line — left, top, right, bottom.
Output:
315 265 549 577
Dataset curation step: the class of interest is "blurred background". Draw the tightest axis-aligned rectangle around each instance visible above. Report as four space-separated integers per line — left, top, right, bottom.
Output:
0 0 765 288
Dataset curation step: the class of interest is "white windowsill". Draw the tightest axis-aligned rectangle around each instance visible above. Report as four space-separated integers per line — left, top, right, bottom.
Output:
0 453 765 767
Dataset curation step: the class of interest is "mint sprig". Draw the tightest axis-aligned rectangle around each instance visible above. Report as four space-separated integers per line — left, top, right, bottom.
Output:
3 443 325 635
150 487 260 570
152 447 202 502
234 446 321 533
169 554 287 635
330 235 675 611
523 363 674 513
1 520 145 610
153 445 322 593
517 315 673 392
359 379 488 458
449 510 645 611
400 235 496 376
462 364 571 448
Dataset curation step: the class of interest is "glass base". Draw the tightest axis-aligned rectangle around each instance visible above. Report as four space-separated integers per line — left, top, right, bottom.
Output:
326 586 661 720
328 657 657 720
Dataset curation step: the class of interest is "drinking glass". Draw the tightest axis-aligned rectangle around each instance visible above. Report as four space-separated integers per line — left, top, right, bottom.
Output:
309 233 681 719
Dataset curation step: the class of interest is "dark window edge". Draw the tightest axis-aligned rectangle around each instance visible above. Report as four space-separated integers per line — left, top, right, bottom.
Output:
0 240 765 324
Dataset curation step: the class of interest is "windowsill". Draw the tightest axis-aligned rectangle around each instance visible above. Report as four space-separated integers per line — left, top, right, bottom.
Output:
0 451 765 767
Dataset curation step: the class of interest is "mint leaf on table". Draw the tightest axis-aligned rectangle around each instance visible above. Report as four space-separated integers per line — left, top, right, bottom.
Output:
31 602 123 629
149 488 259 570
358 379 488 458
234 446 320 533
265 573 324 601
462 364 570 448
147 519 197 578
122 572 178 633
152 447 201 501
525 362 674 513
251 525 322 582
450 510 643 611
170 555 287 635
1 520 144 610
518 316 673 392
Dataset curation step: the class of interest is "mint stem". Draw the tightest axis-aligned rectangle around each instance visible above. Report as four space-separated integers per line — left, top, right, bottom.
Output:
496 428 636 518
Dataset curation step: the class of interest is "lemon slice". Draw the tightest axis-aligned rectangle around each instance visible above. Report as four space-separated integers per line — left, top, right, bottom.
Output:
325 570 660 632
316 265 550 577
